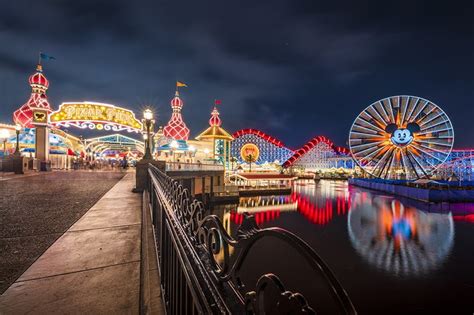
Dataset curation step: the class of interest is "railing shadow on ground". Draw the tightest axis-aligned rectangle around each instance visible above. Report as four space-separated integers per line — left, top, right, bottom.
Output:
146 164 357 314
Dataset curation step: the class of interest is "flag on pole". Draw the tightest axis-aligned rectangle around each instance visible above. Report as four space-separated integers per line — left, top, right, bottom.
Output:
40 52 56 61
176 81 187 87
214 99 222 105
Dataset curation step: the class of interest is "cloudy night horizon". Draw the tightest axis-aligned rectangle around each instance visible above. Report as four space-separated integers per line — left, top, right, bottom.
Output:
1 0 473 147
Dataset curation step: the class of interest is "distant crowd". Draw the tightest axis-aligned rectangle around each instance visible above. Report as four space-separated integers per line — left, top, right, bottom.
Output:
72 156 133 170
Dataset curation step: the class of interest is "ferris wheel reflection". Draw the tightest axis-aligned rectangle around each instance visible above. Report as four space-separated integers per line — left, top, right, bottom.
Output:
348 196 454 276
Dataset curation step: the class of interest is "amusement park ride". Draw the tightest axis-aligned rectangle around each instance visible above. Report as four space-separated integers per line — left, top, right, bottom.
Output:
1 62 472 181
349 96 456 180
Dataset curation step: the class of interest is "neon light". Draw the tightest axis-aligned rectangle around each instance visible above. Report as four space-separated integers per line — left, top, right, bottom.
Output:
283 136 350 168
231 129 351 168
231 129 294 165
49 102 143 133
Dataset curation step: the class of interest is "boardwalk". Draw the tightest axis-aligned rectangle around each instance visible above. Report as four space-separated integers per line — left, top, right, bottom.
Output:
0 172 163 314
0 171 124 293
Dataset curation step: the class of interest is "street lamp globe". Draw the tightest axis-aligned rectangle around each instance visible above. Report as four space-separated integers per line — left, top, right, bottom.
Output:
143 133 148 140
143 109 153 120
15 124 21 132
142 109 154 160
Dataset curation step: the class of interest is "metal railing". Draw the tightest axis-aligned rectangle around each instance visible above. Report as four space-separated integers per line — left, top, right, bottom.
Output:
147 164 356 314
165 161 224 172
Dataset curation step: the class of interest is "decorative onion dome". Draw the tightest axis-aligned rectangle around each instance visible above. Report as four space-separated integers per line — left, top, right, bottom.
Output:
13 64 52 128
170 91 183 109
163 90 190 140
28 64 49 92
209 106 222 126
196 104 233 141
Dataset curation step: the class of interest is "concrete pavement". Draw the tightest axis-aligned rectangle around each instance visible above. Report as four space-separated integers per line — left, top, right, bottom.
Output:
0 172 163 314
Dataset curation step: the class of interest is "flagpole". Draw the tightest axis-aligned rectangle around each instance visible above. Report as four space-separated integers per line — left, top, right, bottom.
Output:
38 51 41 65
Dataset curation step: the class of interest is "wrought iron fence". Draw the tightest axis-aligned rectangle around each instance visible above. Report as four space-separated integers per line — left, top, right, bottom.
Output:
147 164 356 314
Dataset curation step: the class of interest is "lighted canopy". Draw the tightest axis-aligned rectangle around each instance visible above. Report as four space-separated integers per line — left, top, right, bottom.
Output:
84 134 145 155
349 95 454 180
50 102 143 133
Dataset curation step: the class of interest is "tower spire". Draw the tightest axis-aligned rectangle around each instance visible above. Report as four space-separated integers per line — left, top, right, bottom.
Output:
163 88 190 140
209 105 222 127
12 63 52 127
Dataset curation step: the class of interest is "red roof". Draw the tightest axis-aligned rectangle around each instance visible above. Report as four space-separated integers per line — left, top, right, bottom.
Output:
29 71 49 88
171 96 183 108
209 107 221 126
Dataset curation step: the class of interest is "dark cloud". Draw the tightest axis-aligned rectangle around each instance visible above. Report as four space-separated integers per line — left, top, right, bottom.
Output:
0 0 473 147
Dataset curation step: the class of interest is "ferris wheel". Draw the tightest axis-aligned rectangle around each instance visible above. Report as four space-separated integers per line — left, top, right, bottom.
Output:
349 95 454 180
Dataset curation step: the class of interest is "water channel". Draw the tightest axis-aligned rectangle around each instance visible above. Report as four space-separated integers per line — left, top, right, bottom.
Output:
211 180 474 314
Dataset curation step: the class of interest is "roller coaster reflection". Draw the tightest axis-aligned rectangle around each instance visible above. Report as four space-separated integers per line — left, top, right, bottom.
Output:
230 181 351 226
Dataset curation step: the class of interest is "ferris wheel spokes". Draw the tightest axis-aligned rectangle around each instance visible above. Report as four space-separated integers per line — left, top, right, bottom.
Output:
349 95 454 180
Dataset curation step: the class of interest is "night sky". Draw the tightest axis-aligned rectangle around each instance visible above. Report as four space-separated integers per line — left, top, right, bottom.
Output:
1 1 473 148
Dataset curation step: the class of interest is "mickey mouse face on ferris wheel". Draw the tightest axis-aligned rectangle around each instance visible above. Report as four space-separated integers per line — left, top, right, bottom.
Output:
385 122 420 148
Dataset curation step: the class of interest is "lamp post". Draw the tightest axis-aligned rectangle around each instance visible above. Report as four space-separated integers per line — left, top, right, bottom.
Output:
0 129 10 158
143 133 148 157
142 109 154 160
14 124 21 156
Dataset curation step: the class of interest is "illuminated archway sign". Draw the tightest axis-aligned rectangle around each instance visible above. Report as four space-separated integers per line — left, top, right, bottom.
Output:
49 102 143 133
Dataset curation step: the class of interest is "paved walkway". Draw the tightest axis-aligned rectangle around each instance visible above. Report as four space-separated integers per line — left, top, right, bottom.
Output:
0 173 154 314
0 171 41 181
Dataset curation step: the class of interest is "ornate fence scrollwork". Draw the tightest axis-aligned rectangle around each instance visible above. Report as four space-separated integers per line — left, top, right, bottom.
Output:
147 164 356 314
245 274 315 314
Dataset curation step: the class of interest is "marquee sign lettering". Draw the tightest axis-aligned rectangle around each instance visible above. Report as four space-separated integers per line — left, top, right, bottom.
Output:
49 102 143 133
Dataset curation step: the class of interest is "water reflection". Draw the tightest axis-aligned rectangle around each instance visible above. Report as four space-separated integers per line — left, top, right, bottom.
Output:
216 180 457 277
348 196 454 276
229 180 351 226
210 180 474 313
231 195 293 225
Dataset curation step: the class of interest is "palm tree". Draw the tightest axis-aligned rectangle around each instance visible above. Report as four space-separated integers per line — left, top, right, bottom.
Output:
230 156 238 171
244 154 256 172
